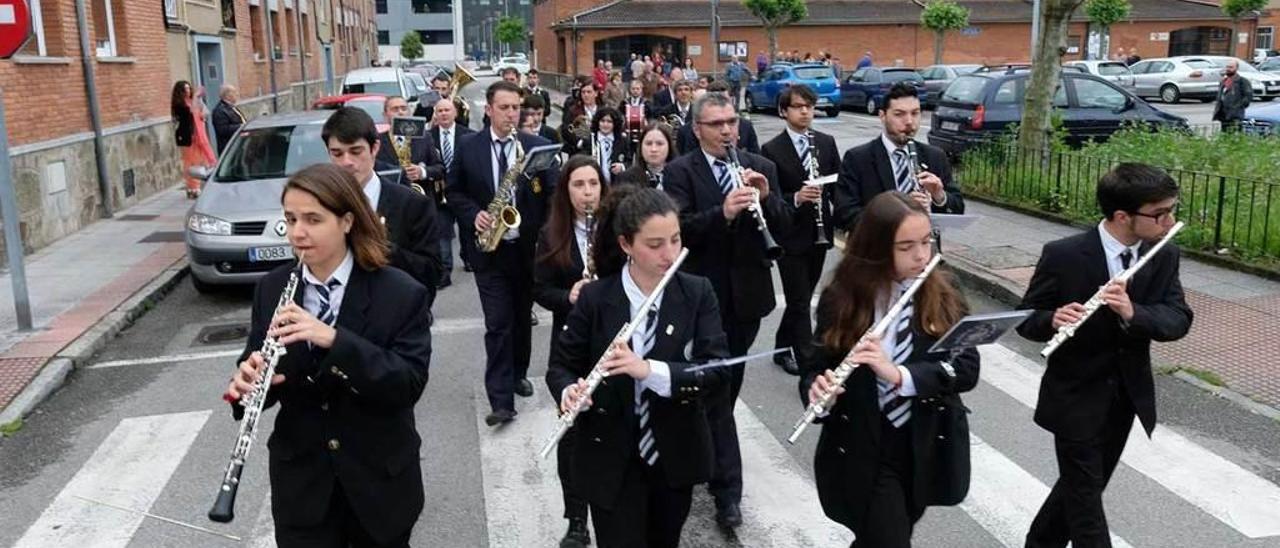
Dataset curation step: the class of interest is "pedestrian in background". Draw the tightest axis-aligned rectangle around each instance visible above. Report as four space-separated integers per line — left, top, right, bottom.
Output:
683 58 699 82
603 71 626 109
211 84 245 155
756 51 769 75
171 80 216 199
857 51 874 70
1213 59 1253 133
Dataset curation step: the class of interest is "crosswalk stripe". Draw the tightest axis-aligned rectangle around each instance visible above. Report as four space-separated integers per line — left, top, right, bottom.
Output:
979 344 1280 538
964 434 1134 548
13 410 211 548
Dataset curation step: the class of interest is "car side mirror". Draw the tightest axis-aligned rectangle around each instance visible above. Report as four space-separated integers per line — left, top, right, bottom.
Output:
188 166 213 180
1115 96 1135 113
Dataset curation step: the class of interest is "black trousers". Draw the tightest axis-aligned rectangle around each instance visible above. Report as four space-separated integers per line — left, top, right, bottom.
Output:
589 455 694 548
1026 388 1135 548
707 304 761 507
774 250 826 356
474 239 534 413
557 429 589 520
850 415 922 548
275 482 412 548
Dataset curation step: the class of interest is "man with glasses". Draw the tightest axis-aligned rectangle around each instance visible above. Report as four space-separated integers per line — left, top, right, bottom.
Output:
676 81 759 155
1017 163 1192 548
761 85 840 376
663 92 791 530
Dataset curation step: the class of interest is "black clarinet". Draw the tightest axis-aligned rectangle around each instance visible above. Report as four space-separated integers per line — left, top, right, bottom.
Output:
805 130 831 249
725 142 783 260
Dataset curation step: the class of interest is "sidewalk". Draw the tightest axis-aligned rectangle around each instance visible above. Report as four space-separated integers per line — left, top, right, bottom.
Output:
0 186 190 424
943 200 1280 410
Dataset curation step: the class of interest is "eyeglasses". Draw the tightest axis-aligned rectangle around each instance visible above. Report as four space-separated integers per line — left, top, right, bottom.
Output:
696 118 739 129
786 103 814 110
1129 207 1177 223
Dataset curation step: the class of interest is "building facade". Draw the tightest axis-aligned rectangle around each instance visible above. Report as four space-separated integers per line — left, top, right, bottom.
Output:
0 0 377 259
461 0 531 62
374 0 462 63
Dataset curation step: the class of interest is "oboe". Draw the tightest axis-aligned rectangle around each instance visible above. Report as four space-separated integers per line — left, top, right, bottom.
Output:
725 142 784 260
209 253 304 523
1041 221 1184 358
805 131 831 248
788 253 943 444
538 248 690 459
582 206 597 281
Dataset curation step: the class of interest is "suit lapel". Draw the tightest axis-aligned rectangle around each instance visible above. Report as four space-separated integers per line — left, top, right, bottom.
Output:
774 131 804 180
870 143 897 192
1079 229 1112 288
690 153 719 203
335 267 371 336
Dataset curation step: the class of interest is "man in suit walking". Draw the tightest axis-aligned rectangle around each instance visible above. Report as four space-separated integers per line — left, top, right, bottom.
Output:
663 91 791 529
524 68 553 115
831 83 964 231
211 84 246 154
760 85 840 376
520 95 561 144
446 81 560 426
1018 163 1193 548
433 97 478 285
1213 59 1253 133
322 107 443 309
375 96 445 191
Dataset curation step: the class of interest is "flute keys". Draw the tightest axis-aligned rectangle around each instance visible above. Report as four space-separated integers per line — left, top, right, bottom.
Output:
327 439 341 451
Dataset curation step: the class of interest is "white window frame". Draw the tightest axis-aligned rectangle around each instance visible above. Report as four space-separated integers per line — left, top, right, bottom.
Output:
164 0 178 20
1258 26 1274 50
29 0 47 56
95 0 118 57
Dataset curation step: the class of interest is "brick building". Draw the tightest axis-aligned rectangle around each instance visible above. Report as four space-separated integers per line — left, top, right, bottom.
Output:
0 0 376 258
532 0 1268 78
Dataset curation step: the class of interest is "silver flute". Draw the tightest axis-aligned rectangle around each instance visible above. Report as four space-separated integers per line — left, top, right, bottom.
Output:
724 142 784 260
209 253 304 523
582 206 597 281
805 131 831 248
1041 221 1184 358
788 253 943 444
538 248 690 459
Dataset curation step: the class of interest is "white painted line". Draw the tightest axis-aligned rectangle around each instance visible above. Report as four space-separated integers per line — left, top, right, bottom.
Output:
965 434 1133 548
14 411 212 548
86 349 242 369
980 344 1280 539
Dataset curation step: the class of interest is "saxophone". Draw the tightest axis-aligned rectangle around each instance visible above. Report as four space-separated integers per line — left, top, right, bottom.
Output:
475 139 526 253
391 135 426 196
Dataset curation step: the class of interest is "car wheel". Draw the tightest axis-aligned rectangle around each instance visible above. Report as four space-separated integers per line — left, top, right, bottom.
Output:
1261 96 1275 102
866 97 878 114
744 93 756 113
825 107 840 118
191 273 217 294
1159 84 1181 104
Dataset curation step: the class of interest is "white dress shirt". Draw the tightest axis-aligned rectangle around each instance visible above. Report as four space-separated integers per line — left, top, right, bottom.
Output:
488 128 519 240
1098 221 1143 278
301 250 354 323
874 280 920 397
362 171 381 210
621 265 673 403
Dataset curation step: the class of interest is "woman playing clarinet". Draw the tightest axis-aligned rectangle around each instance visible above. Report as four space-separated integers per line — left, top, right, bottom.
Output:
546 185 729 548
800 192 979 548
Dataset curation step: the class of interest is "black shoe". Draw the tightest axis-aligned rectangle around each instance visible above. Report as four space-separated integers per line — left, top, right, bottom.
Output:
515 378 534 397
559 517 590 548
715 502 743 529
485 409 516 426
530 311 540 326
436 276 452 289
776 354 800 376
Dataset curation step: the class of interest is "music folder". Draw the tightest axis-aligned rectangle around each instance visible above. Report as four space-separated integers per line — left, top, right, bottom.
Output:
927 310 1032 355
521 143 564 174
391 116 429 138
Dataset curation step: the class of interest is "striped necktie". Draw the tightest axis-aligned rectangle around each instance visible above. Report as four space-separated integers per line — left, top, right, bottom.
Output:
312 279 342 326
600 137 613 183
637 304 660 466
441 129 453 168
892 148 914 193
798 134 811 167
714 159 733 196
878 296 914 428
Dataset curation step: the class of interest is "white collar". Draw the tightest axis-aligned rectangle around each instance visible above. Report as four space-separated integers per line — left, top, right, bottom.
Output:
302 249 354 288
438 124 454 134
702 150 728 173
362 171 381 209
489 128 514 143
1097 221 1141 262
786 126 810 144
621 263 665 316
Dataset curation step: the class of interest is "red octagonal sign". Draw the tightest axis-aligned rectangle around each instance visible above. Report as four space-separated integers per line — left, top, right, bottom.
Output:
0 0 32 59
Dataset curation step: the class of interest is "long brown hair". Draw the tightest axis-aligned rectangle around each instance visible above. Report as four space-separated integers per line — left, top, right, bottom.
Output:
820 192 967 352
538 155 609 271
281 164 389 271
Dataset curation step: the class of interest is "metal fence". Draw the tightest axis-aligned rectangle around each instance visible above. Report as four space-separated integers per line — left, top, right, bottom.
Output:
957 143 1280 267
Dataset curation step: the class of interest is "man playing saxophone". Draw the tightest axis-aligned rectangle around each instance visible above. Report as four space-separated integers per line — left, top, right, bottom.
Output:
445 81 560 427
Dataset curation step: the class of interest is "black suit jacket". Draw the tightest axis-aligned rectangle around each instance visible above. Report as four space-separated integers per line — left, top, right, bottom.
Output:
211 100 245 154
617 164 663 189
376 177 442 303
663 149 790 321
375 131 445 187
831 137 964 231
429 124 476 206
676 117 760 156
546 272 729 509
800 291 980 534
651 87 677 111
533 225 587 340
444 129 560 270
536 125 562 144
1016 229 1193 440
233 263 431 543
761 129 841 253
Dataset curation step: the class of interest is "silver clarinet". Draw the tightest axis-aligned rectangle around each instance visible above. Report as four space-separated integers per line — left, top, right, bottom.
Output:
788 253 943 444
582 206 597 281
538 247 690 459
805 131 831 248
209 253 304 523
1041 221 1184 359
905 141 924 194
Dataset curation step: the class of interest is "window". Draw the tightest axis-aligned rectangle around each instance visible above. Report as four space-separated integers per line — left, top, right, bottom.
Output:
993 80 1020 105
300 12 310 53
249 4 264 59
20 0 52 56
164 0 178 20
1258 27 1274 50
884 70 922 83
375 0 386 13
417 30 453 44
1072 78 1127 109
92 0 122 56
377 30 389 45
285 7 297 54
410 0 450 13
942 76 988 103
221 0 236 28
1096 63 1130 76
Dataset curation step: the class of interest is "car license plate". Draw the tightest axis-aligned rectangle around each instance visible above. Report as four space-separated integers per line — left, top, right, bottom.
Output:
817 98 830 106
941 121 960 131
248 245 295 262
1269 86 1279 92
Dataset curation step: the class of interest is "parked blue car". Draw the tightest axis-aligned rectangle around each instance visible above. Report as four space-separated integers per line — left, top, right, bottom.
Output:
744 63 842 118
841 67 927 113
1243 101 1280 135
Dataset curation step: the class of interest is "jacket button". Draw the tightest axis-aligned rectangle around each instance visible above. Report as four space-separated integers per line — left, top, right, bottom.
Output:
837 447 846 454
592 437 602 443
839 414 849 422
320 403 329 411
330 366 340 375
597 408 607 414
327 439 341 451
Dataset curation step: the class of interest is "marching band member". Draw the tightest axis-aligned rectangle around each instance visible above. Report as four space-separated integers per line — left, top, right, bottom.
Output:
533 155 610 548
547 185 729 548
675 82 760 155
1020 164 1192 548
761 84 841 376
224 163 432 547
618 122 677 189
445 81 559 427
802 191 978 548
375 95 445 189
662 91 790 529
431 97 478 285
586 108 630 184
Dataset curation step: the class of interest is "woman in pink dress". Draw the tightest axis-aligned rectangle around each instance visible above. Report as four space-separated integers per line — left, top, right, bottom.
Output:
171 81 216 199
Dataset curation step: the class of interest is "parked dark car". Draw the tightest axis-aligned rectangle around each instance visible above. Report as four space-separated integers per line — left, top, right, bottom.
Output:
1243 101 1280 136
920 64 982 108
744 62 842 117
927 71 1188 156
840 67 926 113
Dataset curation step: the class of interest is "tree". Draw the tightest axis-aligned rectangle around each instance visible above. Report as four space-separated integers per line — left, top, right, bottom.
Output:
1084 0 1130 59
920 1 970 65
1221 0 1267 59
495 16 526 55
743 0 808 63
1018 0 1086 151
399 32 422 64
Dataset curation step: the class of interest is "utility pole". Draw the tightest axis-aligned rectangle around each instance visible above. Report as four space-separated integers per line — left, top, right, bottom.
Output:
264 0 279 112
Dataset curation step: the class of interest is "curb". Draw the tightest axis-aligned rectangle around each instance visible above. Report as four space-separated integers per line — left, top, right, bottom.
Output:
0 258 190 427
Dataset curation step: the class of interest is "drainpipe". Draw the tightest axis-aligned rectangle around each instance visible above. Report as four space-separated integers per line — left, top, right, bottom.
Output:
265 0 279 112
571 14 578 76
296 0 308 105
74 0 113 218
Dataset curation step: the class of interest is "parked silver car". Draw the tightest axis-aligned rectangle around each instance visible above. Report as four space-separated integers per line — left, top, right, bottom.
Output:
1128 57 1220 103
1190 56 1280 101
1064 60 1136 91
185 111 332 292
919 64 982 108
1260 57 1280 75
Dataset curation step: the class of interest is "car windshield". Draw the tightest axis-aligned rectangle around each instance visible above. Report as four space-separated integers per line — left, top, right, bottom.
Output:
343 81 401 95
215 124 330 182
794 67 834 80
885 70 922 82
1097 63 1130 75
1184 60 1217 69
941 76 987 103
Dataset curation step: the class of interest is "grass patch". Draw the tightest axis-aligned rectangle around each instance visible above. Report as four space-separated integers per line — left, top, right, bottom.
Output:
1 418 23 437
1176 367 1227 388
